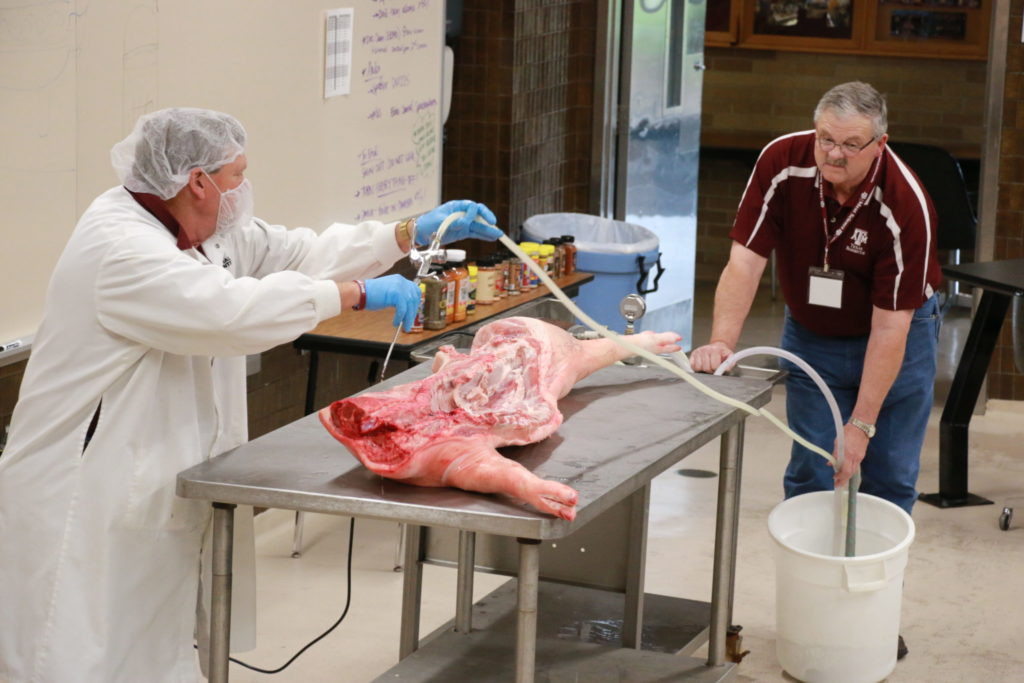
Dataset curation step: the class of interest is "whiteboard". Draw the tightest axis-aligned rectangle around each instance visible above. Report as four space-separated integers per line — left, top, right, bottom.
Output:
0 0 444 346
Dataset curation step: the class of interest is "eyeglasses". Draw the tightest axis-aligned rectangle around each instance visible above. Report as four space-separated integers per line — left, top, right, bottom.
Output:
816 135 878 157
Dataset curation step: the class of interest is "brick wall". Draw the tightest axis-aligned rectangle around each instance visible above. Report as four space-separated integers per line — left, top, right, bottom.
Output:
246 345 401 439
990 1 1024 400
697 47 988 278
442 0 595 247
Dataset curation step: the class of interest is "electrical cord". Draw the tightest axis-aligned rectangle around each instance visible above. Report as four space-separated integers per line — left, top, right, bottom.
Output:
195 516 356 675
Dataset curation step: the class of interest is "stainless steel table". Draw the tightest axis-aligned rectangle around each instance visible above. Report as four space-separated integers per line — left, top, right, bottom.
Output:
177 362 772 682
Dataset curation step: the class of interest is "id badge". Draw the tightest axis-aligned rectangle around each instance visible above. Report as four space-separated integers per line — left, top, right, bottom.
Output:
808 267 844 309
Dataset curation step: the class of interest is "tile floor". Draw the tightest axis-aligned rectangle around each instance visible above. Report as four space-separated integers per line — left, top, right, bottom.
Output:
227 283 1024 682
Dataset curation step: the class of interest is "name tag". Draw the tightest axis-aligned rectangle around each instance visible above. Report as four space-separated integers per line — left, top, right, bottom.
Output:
808 267 844 309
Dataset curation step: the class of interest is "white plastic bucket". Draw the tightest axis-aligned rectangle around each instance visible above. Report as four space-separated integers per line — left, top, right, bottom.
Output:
768 491 915 683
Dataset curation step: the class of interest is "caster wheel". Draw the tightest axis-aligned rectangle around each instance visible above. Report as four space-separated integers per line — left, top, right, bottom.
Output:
999 507 1013 531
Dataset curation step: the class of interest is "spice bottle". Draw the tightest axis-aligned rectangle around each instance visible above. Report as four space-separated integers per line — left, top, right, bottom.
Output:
518 242 539 289
422 268 448 330
506 253 522 296
548 238 564 278
476 257 497 305
497 250 509 298
447 253 469 322
561 235 577 275
539 243 556 280
443 264 458 324
527 244 541 289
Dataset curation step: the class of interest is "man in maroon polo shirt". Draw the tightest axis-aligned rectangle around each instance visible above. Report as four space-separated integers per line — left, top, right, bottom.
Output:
692 82 942 527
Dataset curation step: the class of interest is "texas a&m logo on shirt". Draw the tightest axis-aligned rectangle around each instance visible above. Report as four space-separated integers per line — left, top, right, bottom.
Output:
846 227 869 256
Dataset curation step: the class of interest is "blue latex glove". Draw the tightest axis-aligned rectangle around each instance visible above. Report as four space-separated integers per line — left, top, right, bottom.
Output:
364 274 421 332
415 199 501 246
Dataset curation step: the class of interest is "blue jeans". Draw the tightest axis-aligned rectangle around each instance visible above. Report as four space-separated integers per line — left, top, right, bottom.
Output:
779 295 940 513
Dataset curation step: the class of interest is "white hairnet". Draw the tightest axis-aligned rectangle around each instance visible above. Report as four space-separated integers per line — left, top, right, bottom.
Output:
110 107 247 200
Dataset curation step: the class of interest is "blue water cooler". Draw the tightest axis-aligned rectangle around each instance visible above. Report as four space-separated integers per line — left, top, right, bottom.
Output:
522 213 663 333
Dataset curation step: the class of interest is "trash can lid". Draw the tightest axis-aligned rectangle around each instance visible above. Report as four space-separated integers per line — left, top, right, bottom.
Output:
523 213 659 255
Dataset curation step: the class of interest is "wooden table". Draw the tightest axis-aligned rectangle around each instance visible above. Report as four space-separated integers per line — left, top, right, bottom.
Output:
293 271 594 413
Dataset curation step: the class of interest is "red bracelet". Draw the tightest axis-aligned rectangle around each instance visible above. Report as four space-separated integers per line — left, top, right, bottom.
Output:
353 280 367 310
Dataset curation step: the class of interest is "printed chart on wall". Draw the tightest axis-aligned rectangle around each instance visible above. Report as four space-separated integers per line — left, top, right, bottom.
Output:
325 1 442 225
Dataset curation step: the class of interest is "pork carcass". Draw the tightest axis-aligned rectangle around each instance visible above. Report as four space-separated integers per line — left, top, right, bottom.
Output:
319 317 681 521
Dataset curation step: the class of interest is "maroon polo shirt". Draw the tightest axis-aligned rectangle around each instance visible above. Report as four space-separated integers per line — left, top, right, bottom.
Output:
730 130 943 337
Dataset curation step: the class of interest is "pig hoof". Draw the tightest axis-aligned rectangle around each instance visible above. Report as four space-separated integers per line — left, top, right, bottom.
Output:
534 482 578 520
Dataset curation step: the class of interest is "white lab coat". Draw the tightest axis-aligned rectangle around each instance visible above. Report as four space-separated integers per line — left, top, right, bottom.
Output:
0 186 406 682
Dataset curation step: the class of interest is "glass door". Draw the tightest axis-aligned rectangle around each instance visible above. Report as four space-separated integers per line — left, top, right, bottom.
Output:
616 0 705 346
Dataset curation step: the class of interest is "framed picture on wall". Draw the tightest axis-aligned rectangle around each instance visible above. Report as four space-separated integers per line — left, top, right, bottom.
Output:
890 10 966 39
709 0 988 59
867 0 987 57
753 1 855 39
741 1 866 51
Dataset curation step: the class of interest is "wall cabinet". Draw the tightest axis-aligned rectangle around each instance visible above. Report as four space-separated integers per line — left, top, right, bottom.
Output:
706 1 990 61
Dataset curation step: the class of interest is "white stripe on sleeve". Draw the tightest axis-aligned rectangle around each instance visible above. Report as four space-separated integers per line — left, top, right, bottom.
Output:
745 165 818 248
887 150 934 300
874 187 905 309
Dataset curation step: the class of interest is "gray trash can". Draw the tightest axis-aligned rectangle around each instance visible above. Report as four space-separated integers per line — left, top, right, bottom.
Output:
522 213 663 333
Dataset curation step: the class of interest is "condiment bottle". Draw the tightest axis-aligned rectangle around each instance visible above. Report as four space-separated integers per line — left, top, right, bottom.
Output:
518 242 539 289
422 267 448 330
476 257 497 305
506 252 522 296
497 250 509 298
443 264 458 324
466 262 478 315
561 235 577 275
548 237 565 278
539 243 556 280
526 244 541 289
448 253 469 322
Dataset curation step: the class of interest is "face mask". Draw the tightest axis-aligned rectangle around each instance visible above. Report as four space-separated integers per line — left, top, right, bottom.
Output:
204 171 254 237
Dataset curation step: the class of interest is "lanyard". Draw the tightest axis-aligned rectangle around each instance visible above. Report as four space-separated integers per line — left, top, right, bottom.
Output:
818 151 883 271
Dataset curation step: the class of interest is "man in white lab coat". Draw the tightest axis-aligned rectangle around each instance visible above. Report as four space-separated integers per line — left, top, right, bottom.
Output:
0 107 500 682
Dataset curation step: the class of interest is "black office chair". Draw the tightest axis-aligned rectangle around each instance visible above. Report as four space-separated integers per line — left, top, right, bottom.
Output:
887 141 978 308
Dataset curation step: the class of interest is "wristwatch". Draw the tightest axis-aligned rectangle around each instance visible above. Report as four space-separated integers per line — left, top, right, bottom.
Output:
396 217 417 246
849 417 876 439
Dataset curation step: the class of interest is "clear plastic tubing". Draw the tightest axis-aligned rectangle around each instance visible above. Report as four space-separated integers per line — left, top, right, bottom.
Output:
715 346 858 557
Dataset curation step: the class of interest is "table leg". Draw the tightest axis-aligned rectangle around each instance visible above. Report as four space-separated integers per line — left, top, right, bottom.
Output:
708 423 742 667
210 503 236 683
516 538 541 683
623 484 650 649
291 510 305 559
303 349 320 416
920 290 1008 508
727 423 745 626
455 530 476 633
291 350 321 560
399 524 425 659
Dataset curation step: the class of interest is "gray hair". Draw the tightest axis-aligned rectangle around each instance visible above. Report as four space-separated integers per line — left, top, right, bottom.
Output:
813 82 887 138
